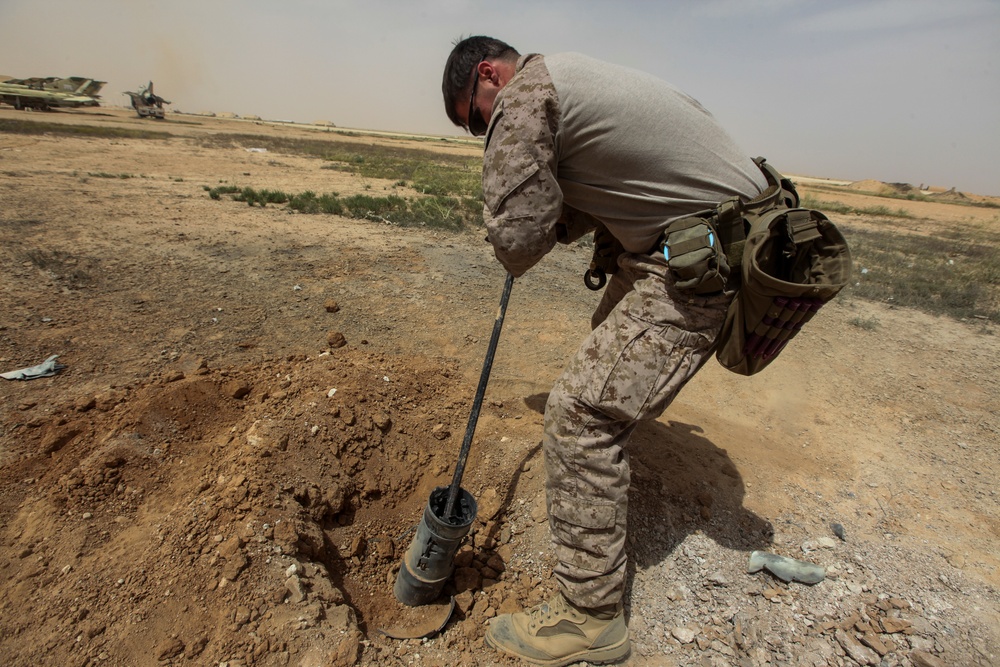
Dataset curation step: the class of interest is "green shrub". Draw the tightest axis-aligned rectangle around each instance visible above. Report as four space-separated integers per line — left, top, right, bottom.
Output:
841 224 1000 322
0 118 169 140
199 133 483 198
87 172 133 179
214 185 483 231
848 315 880 331
800 195 912 218
340 194 407 219
208 185 241 200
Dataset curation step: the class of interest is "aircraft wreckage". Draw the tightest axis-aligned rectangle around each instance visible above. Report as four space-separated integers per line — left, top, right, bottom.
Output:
0 76 105 111
123 81 170 119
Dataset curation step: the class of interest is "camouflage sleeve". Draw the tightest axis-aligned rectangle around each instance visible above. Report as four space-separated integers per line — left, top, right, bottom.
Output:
481 56 563 278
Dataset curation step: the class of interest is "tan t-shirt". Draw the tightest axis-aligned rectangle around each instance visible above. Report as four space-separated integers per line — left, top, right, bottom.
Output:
482 52 767 277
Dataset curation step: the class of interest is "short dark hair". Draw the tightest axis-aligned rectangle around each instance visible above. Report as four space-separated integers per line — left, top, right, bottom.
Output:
442 36 520 129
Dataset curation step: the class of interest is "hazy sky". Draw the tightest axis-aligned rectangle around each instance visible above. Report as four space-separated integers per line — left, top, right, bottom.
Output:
2 0 997 195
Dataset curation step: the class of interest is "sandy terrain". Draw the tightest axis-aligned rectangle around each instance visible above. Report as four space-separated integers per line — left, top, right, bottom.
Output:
1 107 997 667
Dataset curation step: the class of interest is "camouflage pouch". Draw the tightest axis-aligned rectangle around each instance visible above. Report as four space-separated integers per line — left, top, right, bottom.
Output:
661 215 731 294
715 206 852 375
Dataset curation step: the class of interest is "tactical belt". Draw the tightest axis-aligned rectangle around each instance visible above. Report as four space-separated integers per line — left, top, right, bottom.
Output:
653 157 799 294
582 158 801 293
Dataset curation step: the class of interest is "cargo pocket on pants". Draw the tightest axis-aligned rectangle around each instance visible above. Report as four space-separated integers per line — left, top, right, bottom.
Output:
549 490 618 575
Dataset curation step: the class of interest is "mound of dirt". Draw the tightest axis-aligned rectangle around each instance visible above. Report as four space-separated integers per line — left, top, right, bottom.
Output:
1 346 541 666
929 187 971 202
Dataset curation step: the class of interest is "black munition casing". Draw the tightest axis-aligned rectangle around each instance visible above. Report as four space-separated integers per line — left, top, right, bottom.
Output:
394 486 478 606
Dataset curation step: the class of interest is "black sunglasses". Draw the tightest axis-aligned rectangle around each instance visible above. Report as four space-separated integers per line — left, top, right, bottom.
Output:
466 62 488 137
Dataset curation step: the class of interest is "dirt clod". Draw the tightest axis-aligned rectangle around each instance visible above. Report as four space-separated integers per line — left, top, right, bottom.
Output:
327 331 348 348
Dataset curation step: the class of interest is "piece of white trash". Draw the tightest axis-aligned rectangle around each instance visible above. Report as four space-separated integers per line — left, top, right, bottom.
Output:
748 550 825 585
1 355 66 380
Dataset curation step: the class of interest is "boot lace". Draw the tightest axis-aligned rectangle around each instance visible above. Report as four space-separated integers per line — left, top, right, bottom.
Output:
526 594 575 631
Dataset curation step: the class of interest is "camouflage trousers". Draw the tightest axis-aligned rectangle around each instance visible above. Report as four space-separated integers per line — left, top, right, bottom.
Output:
543 250 734 609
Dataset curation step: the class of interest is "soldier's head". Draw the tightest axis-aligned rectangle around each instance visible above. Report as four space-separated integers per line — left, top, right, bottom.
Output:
442 35 520 136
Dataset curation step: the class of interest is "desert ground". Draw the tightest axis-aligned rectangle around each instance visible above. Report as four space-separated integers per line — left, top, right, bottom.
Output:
1 107 997 667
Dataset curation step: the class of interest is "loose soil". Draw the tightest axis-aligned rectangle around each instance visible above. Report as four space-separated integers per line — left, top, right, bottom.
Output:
1 107 998 667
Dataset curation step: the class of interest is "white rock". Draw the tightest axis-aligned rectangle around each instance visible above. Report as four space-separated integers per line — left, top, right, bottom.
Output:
671 626 697 644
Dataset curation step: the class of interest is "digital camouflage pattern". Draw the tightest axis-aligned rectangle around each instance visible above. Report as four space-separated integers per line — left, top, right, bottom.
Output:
479 54 740 609
481 55 564 278
544 252 733 607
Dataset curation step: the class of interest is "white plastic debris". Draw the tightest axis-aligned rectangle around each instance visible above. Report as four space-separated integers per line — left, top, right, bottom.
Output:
2 355 66 380
748 550 825 585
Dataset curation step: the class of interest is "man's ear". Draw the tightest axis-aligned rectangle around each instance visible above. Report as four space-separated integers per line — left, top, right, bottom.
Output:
477 60 498 84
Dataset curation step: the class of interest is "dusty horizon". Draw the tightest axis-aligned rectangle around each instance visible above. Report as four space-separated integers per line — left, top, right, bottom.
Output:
1 0 997 197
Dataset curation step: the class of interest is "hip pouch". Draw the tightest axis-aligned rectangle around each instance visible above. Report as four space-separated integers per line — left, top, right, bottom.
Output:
716 206 852 375
661 214 731 295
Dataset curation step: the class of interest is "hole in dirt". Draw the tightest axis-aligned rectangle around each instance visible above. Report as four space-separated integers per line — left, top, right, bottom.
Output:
1 347 527 664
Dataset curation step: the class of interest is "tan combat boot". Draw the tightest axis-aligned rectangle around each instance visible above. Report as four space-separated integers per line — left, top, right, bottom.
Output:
484 592 630 666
